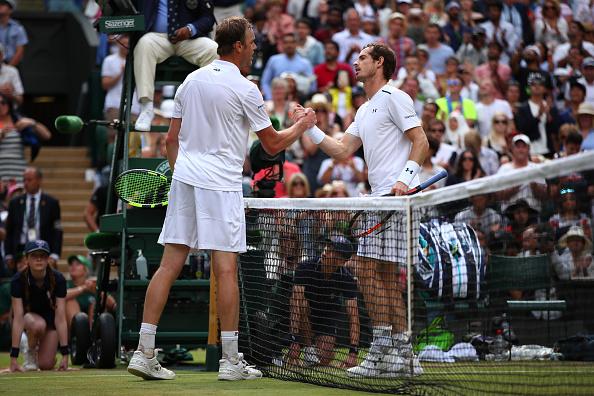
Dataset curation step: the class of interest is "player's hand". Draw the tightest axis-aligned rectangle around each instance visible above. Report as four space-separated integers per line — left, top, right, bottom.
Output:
391 181 409 196
10 358 24 372
169 27 191 44
58 354 69 371
296 108 316 129
341 352 358 368
290 104 308 123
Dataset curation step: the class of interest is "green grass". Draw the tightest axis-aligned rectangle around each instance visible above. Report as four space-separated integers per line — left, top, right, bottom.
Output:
2 352 594 395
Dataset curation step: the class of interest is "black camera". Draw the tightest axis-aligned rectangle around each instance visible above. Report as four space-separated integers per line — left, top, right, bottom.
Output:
249 140 285 198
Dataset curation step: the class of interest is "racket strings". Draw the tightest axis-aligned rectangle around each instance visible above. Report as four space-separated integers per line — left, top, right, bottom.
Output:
115 173 169 206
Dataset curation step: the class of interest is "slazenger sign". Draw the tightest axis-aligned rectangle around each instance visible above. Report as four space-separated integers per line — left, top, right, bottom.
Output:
105 19 135 29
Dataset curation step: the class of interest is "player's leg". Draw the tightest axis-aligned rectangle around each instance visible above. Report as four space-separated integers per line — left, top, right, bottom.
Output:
37 329 58 371
197 188 261 381
128 180 195 380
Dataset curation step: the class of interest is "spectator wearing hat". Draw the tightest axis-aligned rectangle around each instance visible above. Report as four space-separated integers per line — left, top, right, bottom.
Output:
549 187 592 241
496 134 548 212
295 18 324 67
287 233 359 367
577 57 594 103
514 73 561 156
442 1 471 52
0 43 22 105
0 0 27 67
423 23 455 76
474 41 511 99
577 102 594 150
313 40 355 93
553 21 594 68
132 0 218 132
511 45 554 102
396 0 412 17
553 225 593 280
435 75 477 127
456 26 488 67
384 12 416 78
331 8 375 67
9 240 69 372
65 255 96 329
4 167 62 271
479 0 519 63
101 34 140 141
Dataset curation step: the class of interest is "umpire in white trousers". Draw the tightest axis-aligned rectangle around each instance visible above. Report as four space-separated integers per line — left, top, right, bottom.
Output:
134 0 219 131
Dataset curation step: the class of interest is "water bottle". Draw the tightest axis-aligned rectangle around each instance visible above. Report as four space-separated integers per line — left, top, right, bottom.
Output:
489 329 508 361
136 249 148 280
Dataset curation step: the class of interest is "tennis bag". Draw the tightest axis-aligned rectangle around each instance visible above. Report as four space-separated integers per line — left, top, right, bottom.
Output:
417 218 484 301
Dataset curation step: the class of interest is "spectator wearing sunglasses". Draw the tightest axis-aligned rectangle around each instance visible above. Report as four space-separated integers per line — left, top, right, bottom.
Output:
484 112 511 156
435 75 477 128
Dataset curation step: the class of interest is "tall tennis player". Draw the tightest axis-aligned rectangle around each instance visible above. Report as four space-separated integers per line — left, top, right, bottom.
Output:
127 16 316 381
292 42 429 378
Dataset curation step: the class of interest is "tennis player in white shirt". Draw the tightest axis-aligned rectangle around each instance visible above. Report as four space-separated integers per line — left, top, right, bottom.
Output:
293 42 428 378
127 16 316 382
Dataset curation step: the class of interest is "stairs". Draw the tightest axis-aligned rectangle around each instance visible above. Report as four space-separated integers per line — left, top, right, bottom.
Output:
31 147 94 272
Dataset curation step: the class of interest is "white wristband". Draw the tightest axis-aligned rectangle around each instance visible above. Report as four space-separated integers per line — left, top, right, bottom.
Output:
397 160 421 187
305 125 325 145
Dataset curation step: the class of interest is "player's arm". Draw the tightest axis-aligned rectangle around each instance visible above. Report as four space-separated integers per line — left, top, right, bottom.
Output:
165 118 182 173
392 126 429 195
256 111 316 156
291 104 362 160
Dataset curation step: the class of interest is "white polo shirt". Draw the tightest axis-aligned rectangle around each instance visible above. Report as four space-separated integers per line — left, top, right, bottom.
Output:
345 84 422 196
172 60 272 191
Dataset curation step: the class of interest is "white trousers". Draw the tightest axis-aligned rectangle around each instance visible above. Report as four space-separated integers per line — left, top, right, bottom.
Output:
134 32 218 101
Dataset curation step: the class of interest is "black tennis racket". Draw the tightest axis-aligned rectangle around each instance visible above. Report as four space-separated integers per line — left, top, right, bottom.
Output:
348 169 448 238
114 169 171 208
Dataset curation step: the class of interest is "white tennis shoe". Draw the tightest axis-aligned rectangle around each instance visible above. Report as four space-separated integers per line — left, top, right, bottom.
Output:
303 346 320 367
127 350 176 380
218 353 263 381
346 343 385 378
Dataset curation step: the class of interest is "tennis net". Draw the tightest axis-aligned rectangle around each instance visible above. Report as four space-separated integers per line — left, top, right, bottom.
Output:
237 152 594 394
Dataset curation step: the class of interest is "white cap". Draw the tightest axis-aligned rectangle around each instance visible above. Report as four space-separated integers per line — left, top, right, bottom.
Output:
512 134 531 146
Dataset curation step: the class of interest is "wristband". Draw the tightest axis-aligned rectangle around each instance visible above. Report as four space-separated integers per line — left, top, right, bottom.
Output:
305 126 325 145
10 347 19 358
349 345 358 354
59 345 70 356
397 160 421 187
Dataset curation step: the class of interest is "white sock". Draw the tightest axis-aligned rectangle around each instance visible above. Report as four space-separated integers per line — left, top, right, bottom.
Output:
392 331 410 345
138 322 157 358
140 99 153 112
372 325 393 348
221 330 239 362
20 332 29 352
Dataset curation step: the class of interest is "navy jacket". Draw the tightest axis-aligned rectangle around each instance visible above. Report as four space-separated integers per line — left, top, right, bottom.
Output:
5 193 63 259
139 0 215 38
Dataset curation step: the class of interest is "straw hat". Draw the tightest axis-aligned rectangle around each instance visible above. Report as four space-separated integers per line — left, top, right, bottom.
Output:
559 225 592 252
577 102 594 117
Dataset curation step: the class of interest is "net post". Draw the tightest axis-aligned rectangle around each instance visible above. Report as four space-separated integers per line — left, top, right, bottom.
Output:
205 252 220 371
406 196 413 335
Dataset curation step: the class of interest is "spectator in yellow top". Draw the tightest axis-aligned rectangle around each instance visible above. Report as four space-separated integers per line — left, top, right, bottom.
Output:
436 75 477 128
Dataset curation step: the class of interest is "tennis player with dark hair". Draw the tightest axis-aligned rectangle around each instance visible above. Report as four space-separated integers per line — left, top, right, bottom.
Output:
127 16 316 381
9 240 69 372
292 42 428 377
288 233 360 368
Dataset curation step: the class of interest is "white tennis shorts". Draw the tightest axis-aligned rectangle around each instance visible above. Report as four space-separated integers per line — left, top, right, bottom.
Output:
357 211 407 264
158 179 246 252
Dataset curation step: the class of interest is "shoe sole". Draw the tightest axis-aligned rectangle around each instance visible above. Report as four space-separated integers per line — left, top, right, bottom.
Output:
218 372 262 381
127 364 175 380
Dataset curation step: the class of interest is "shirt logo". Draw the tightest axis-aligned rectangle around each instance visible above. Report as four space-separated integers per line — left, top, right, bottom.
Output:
372 108 378 113
257 104 265 110
404 114 416 119
213 67 220 72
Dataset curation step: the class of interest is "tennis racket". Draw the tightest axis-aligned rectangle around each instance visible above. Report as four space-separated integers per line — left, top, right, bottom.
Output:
113 169 171 208
348 169 448 238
